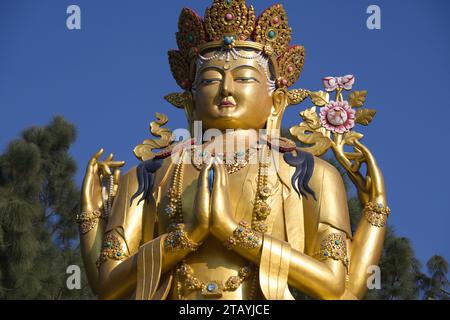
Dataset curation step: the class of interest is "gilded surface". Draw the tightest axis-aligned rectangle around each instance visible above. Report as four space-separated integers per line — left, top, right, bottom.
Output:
78 0 388 300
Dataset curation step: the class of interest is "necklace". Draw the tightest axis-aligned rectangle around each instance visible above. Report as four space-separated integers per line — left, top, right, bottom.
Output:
166 144 272 299
189 145 258 175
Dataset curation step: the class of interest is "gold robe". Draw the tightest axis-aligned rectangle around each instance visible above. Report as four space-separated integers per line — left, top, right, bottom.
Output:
104 148 352 300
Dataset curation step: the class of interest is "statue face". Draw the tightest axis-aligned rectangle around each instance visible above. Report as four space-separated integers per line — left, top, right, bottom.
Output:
192 50 274 131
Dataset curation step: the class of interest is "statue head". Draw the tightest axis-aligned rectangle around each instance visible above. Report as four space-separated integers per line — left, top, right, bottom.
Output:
168 0 305 133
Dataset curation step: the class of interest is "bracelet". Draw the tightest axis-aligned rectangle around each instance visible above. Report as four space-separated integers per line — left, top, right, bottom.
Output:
96 232 128 268
315 233 349 270
75 209 108 234
225 221 262 250
364 202 391 228
164 224 200 252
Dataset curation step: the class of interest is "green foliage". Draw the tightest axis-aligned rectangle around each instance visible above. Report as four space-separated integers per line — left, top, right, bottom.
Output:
0 116 93 299
420 255 450 300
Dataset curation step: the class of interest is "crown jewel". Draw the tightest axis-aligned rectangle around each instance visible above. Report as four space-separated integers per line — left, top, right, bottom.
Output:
168 0 305 90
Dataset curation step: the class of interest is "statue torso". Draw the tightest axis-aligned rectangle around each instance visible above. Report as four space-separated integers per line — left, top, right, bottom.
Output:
156 159 286 299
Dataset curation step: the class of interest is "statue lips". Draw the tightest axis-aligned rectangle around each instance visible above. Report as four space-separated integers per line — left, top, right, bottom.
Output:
218 97 237 108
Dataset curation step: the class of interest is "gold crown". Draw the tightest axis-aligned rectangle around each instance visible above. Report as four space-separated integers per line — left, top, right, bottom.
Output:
168 0 305 90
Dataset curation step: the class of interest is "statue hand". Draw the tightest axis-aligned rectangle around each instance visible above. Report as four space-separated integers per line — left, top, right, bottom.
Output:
209 159 238 242
331 138 386 206
187 158 214 243
81 148 125 212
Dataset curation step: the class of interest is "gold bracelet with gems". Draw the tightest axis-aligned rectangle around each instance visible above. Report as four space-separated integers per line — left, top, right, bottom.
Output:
225 221 262 250
364 202 391 228
96 232 128 268
176 261 252 298
164 223 200 252
75 209 108 234
315 233 349 270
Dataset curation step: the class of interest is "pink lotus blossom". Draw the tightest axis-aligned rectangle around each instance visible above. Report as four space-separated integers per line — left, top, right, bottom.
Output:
322 75 355 92
320 101 356 134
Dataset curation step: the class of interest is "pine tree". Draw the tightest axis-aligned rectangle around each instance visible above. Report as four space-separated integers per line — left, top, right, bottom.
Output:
0 116 92 299
420 255 450 300
363 227 421 300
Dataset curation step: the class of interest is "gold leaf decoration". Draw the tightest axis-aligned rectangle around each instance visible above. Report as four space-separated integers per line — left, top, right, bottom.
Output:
133 113 175 161
290 123 331 156
343 131 364 145
348 90 367 107
287 89 310 106
164 92 188 109
355 108 377 126
300 107 321 130
309 91 329 107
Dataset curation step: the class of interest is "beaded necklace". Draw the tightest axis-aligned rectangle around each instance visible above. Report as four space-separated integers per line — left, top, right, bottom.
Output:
190 145 258 175
166 144 272 299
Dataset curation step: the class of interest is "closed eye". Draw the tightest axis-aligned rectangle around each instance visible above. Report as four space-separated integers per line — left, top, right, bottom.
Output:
200 78 221 85
235 77 259 83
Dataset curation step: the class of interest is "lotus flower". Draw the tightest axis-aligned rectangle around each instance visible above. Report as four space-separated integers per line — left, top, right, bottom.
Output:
320 101 356 134
323 75 355 92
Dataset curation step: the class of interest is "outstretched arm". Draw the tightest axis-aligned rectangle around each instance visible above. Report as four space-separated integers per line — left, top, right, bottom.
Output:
332 139 388 299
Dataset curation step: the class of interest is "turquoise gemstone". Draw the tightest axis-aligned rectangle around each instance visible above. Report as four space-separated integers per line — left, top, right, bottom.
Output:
225 0 232 6
223 36 234 45
236 151 245 157
208 169 214 193
268 30 276 39
187 34 194 43
207 283 217 292
335 240 340 245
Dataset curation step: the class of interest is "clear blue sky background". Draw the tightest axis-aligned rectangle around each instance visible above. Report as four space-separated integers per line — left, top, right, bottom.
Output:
1 0 449 266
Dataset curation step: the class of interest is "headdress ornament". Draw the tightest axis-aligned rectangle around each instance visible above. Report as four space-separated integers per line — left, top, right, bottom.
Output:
168 0 305 90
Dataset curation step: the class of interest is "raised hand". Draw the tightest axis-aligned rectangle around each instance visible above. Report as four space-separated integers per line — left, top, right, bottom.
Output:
81 148 125 213
209 159 238 242
186 158 214 243
331 136 386 206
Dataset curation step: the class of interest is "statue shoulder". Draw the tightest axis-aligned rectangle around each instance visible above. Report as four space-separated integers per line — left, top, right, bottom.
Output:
278 147 351 237
280 146 316 200
310 156 344 186
309 156 351 237
130 140 191 205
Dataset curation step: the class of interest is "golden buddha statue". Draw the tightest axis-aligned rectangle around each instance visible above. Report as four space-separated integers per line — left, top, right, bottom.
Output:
77 0 389 300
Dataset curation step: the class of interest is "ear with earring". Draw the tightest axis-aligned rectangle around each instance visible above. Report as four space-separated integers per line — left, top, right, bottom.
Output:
266 88 288 132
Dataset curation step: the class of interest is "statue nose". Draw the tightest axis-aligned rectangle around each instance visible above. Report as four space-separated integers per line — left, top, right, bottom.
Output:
221 72 234 97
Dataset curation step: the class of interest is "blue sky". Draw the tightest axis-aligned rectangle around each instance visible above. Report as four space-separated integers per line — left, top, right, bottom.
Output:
0 0 449 266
